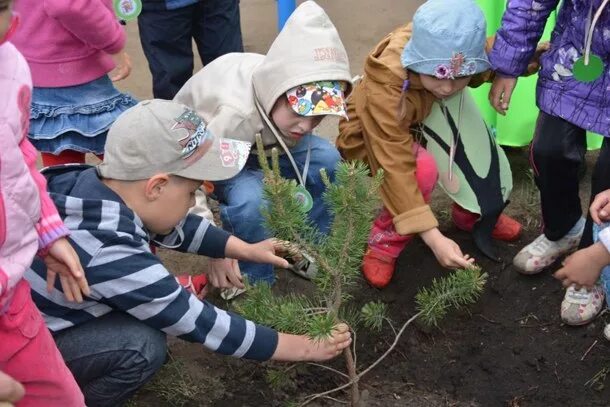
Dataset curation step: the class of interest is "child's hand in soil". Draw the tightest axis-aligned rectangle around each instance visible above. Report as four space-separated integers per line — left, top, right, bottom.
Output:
590 189 610 224
273 324 352 362
420 228 475 269
554 243 610 289
43 237 90 303
206 258 244 289
0 370 24 405
225 236 290 269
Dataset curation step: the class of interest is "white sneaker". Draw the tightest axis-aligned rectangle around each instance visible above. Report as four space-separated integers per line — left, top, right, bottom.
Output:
604 324 610 341
220 286 247 301
287 251 317 280
560 285 605 326
513 219 584 274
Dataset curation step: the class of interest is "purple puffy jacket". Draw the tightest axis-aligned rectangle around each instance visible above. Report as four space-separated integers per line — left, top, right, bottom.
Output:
489 0 610 136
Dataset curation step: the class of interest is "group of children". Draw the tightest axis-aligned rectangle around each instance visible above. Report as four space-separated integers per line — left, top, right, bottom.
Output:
1 0 610 405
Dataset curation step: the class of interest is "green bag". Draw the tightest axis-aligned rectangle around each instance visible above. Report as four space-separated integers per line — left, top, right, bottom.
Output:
421 90 510 261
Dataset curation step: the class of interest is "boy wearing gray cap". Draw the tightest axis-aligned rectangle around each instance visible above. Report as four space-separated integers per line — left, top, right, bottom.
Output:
25 100 350 406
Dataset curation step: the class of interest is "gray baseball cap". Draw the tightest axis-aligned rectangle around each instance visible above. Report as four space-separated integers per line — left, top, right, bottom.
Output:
97 100 251 181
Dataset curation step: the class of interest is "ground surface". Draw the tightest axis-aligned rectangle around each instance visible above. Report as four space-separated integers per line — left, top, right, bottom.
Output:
115 1 609 405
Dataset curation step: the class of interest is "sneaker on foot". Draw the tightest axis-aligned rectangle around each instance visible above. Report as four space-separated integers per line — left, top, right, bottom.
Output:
513 219 584 274
560 285 605 326
362 249 397 288
604 324 610 341
451 204 522 242
287 251 317 280
220 286 247 301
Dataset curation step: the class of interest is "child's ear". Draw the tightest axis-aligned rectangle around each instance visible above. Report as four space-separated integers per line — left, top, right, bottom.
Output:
144 174 171 201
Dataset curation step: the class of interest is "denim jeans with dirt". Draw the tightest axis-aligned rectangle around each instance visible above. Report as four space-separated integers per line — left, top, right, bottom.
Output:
212 134 340 285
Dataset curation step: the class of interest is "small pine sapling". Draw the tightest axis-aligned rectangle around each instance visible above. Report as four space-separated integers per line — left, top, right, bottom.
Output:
237 135 487 406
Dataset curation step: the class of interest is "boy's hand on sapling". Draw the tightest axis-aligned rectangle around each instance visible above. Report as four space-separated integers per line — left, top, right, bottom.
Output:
590 189 610 224
225 236 290 269
420 228 475 269
206 258 244 289
272 323 352 362
554 243 610 289
44 237 90 303
489 76 517 115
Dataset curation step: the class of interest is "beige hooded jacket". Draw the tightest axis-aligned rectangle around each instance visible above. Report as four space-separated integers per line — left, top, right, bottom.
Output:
174 1 352 152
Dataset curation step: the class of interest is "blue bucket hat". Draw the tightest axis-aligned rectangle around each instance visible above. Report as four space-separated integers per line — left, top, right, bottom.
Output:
401 0 490 79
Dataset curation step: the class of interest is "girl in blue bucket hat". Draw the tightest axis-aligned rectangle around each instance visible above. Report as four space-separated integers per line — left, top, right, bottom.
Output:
489 0 610 328
337 0 544 288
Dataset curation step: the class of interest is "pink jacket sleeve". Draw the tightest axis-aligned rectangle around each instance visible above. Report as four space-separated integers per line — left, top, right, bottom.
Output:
19 136 69 254
43 0 126 55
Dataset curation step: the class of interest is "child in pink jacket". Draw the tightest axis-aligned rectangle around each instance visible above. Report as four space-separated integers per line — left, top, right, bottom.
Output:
0 3 89 404
11 0 137 166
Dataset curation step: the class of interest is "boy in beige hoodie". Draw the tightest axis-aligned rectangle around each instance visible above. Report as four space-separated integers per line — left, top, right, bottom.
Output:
175 1 352 290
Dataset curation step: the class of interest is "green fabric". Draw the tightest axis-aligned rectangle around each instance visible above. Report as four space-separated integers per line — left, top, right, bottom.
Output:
421 90 512 215
472 0 603 149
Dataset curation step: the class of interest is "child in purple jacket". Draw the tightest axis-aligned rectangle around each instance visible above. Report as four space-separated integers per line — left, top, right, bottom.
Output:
488 0 610 325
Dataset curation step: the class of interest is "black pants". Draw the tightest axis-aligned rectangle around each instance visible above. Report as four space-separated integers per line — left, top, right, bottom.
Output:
138 0 243 100
531 111 610 247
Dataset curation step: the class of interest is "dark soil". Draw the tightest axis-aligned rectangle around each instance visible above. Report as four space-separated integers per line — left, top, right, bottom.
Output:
133 149 610 407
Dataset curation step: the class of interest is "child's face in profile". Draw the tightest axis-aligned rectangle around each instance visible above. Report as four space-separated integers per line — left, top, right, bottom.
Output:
270 96 323 142
145 175 201 235
419 74 472 100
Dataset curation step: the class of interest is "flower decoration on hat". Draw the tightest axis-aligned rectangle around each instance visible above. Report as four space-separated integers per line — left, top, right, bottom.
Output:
433 52 478 79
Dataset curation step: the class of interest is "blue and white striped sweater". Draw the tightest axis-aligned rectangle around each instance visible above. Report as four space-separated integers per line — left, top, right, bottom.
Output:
25 166 278 361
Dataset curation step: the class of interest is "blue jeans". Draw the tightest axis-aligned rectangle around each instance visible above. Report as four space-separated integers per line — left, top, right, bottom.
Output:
53 312 167 407
213 135 341 284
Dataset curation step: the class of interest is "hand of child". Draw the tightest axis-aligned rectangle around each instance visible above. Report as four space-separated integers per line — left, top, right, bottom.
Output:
273 323 352 362
271 238 303 261
0 371 24 406
44 238 90 303
554 243 609 289
421 228 475 269
110 51 132 82
526 41 551 74
206 258 244 289
489 76 517 115
245 239 290 269
590 189 610 224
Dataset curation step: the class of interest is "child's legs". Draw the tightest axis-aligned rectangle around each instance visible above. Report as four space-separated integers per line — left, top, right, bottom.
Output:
369 143 438 257
213 166 274 284
531 111 586 241
137 5 196 99
54 312 167 407
580 137 610 249
278 135 342 235
0 280 84 407
193 0 243 66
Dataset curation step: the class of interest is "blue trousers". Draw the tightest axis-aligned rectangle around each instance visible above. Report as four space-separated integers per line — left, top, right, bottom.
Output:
138 0 243 99
53 312 167 407
213 135 341 284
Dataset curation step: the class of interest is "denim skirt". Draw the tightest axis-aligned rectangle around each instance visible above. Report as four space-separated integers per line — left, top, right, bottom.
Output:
29 75 137 154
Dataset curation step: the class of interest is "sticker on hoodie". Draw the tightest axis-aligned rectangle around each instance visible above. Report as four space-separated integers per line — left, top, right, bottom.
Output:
114 0 142 21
